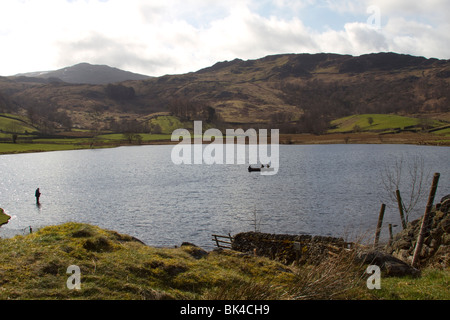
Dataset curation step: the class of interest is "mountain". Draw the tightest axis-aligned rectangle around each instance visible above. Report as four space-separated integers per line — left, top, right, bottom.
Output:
1 52 449 132
14 63 151 85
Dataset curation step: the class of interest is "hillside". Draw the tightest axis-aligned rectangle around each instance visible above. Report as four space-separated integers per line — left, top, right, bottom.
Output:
0 52 449 133
0 222 448 300
14 62 151 85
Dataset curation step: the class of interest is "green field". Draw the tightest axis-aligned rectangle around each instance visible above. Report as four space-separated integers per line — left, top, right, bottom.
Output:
0 132 177 155
329 114 445 133
1 112 449 155
148 115 187 134
97 133 172 141
0 143 93 154
0 114 38 134
433 127 450 136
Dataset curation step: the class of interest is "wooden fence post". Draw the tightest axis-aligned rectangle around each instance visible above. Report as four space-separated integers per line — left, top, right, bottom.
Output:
388 224 394 246
396 190 407 229
412 173 440 268
374 203 386 249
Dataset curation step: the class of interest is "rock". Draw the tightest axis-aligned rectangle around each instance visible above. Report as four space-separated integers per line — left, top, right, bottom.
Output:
442 233 450 246
181 242 198 247
437 198 450 213
394 249 412 264
392 238 411 250
427 245 450 267
231 231 348 265
440 216 450 233
355 250 421 277
386 194 450 268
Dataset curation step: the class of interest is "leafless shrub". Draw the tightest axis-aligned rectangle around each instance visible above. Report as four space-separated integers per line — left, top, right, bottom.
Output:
381 154 430 223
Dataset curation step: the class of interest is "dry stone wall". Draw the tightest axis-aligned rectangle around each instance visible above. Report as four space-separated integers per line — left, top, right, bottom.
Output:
229 194 450 276
385 194 450 268
231 232 351 265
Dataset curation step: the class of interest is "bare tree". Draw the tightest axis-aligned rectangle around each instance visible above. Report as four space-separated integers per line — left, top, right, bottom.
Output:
122 132 142 144
240 208 267 233
6 121 20 143
381 154 430 225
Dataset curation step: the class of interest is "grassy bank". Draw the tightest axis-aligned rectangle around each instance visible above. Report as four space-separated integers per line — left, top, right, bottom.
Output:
0 222 448 300
0 208 10 226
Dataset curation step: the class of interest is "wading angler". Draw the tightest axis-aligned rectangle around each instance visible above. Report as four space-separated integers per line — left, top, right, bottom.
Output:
171 121 279 175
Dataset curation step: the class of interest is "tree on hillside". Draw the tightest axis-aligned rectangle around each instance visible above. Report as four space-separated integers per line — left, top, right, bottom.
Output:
168 99 221 123
298 109 330 134
123 132 142 144
419 118 433 131
0 91 14 113
105 84 135 100
6 121 20 143
26 106 38 125
47 109 73 131
150 123 162 134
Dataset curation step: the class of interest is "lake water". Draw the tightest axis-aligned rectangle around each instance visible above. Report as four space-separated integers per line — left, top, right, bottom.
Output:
0 144 449 250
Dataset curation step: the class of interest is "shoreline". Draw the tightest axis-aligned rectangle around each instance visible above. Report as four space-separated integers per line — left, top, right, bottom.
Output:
0 132 449 156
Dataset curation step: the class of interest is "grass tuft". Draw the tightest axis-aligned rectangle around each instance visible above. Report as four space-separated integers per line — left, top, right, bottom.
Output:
0 222 448 300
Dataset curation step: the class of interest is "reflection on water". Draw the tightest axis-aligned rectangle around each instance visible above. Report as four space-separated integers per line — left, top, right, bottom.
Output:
0 144 449 249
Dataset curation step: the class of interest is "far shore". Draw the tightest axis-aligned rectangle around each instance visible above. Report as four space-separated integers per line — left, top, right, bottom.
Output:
0 131 449 156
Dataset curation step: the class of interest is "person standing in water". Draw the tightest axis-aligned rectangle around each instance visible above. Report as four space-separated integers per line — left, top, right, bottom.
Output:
35 188 41 205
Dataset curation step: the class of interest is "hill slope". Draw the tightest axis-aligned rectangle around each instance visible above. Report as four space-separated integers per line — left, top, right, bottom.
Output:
0 52 449 131
14 62 151 85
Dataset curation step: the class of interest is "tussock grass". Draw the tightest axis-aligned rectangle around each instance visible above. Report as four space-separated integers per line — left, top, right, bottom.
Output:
0 222 448 300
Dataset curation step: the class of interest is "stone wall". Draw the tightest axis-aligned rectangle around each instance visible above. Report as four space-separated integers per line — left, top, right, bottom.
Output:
231 232 352 265
230 194 450 273
385 194 450 268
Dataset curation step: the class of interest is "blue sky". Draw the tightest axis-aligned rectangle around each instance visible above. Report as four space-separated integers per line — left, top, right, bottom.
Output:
0 0 449 76
253 0 358 31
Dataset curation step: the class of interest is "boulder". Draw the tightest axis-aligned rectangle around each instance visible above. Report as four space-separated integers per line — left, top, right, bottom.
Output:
355 250 421 277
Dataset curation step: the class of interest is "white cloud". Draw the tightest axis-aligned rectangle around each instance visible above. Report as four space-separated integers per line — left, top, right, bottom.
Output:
0 0 448 77
384 17 450 59
315 22 388 56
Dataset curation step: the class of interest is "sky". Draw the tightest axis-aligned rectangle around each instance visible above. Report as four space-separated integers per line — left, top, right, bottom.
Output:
0 0 449 77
